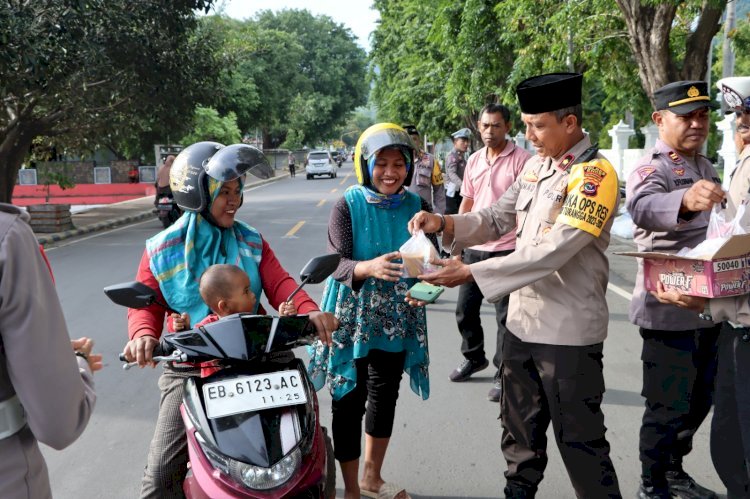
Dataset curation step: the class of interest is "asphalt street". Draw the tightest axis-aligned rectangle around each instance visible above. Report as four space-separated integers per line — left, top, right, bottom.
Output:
39 161 726 498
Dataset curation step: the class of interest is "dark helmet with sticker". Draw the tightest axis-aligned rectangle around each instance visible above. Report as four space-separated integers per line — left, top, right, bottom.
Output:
170 142 271 213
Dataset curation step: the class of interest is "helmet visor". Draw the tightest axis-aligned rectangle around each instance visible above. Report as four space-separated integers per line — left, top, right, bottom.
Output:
359 129 416 161
204 144 273 182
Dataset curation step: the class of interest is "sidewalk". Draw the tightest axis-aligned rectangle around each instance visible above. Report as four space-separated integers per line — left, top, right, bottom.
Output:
34 173 289 247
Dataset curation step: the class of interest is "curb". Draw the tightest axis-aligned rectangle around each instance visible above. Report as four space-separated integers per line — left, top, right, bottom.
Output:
37 172 289 246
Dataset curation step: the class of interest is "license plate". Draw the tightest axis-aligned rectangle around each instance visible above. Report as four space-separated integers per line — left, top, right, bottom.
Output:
202 370 308 419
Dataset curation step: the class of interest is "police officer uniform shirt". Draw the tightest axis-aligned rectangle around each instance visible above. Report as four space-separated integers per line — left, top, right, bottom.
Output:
626 80 720 331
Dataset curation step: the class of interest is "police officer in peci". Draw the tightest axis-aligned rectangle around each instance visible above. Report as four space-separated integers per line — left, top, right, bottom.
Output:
626 80 725 499
404 124 446 214
444 127 472 215
407 72 622 498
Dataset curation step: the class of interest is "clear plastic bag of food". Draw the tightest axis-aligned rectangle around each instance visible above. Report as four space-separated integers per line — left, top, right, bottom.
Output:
679 203 747 258
399 230 439 277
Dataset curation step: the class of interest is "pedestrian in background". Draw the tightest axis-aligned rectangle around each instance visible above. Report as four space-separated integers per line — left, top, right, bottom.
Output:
308 123 436 499
288 151 296 178
444 127 471 215
626 80 724 499
447 104 530 406
408 72 622 499
0 203 102 499
404 124 446 214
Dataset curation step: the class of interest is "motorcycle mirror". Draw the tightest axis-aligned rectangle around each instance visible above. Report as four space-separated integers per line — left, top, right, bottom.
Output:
103 281 162 309
286 253 341 303
299 253 341 284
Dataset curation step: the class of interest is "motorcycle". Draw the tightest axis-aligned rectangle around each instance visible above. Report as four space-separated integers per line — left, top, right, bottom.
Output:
156 192 182 228
105 254 341 498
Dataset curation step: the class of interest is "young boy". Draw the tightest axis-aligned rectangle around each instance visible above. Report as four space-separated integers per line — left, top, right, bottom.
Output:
173 263 296 376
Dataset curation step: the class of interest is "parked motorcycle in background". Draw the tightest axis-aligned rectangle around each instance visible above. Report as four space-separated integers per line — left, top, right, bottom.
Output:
156 193 182 228
105 254 340 498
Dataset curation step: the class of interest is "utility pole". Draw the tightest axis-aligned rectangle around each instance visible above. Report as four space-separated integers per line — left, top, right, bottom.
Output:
721 0 737 113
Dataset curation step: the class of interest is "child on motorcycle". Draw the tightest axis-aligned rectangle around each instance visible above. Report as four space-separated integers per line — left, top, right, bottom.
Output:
173 263 297 376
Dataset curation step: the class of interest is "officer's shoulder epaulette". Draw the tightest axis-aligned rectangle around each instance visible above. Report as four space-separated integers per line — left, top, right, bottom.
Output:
563 144 599 172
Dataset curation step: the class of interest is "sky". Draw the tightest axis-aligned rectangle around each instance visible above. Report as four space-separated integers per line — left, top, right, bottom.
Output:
211 0 380 51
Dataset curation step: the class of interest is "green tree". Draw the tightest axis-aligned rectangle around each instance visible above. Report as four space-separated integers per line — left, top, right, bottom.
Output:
0 0 222 202
180 106 241 145
615 0 724 101
254 9 369 146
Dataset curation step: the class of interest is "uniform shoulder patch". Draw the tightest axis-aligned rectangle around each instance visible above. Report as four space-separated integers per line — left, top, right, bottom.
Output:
557 158 619 237
637 166 656 180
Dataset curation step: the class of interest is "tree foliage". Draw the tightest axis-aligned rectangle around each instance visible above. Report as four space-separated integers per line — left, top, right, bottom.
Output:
180 106 241 145
206 9 369 149
371 0 729 149
0 0 222 202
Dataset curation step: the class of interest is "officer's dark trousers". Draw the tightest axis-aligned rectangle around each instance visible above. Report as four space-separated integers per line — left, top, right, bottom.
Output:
445 192 462 215
711 323 750 498
639 326 719 487
501 332 621 498
456 248 511 376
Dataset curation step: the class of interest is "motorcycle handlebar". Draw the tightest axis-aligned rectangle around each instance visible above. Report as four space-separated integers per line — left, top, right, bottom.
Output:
119 340 177 365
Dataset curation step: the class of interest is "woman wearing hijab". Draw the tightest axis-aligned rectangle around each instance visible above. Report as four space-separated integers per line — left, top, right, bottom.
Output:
122 142 338 498
308 124 437 499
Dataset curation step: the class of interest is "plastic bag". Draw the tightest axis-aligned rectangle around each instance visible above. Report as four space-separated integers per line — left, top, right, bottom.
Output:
399 230 439 277
706 203 747 239
678 203 747 258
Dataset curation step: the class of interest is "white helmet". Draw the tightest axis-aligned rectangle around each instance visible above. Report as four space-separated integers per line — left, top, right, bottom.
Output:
717 76 750 112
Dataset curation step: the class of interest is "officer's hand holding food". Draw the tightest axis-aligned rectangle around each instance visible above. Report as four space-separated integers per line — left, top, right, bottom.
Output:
122 335 160 368
650 282 707 313
408 210 442 234
71 337 103 372
359 251 403 282
417 257 473 288
308 311 339 347
680 179 726 213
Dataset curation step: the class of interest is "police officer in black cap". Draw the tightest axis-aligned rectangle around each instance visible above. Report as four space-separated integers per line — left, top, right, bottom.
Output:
408 72 622 498
444 127 472 215
626 80 725 499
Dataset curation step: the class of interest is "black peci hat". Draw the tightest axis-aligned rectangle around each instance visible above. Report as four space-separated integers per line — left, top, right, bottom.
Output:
653 81 718 115
516 73 583 114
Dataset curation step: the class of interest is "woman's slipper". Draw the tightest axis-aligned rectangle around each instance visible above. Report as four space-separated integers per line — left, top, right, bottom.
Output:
360 481 411 499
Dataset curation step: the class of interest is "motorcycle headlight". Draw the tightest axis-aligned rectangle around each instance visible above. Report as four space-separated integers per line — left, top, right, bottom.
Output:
230 448 301 490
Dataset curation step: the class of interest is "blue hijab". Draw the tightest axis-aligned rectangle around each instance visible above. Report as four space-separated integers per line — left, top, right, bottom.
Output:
146 176 263 322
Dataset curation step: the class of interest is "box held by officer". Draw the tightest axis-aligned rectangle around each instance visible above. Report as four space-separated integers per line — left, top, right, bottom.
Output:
619 233 750 298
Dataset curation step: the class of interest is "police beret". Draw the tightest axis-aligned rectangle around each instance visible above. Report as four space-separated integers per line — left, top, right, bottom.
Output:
653 80 718 115
717 76 750 112
516 73 583 114
402 124 419 136
451 128 472 140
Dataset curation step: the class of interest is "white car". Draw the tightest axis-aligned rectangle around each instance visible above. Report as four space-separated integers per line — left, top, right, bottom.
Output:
305 151 337 179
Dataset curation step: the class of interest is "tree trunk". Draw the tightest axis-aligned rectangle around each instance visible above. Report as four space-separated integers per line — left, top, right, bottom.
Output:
615 0 724 106
0 122 39 204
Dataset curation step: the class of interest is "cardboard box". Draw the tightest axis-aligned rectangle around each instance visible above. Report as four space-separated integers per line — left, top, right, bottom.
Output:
618 234 750 298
